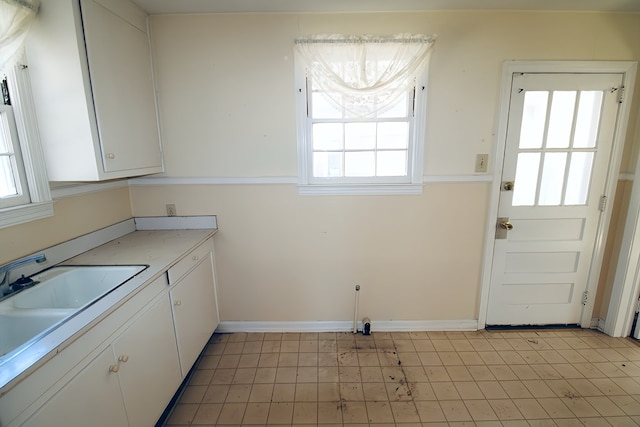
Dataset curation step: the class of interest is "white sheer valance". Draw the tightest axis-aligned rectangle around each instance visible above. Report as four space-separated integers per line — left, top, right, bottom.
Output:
0 0 39 75
295 33 436 118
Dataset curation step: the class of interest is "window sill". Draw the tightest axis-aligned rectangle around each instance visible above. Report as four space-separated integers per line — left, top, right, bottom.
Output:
298 183 423 196
0 201 54 229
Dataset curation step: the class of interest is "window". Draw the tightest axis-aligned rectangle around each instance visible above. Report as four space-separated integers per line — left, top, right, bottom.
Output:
0 63 52 228
0 0 52 228
294 34 436 195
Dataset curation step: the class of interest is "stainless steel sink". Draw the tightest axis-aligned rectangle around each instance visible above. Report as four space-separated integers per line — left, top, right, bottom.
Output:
0 265 147 359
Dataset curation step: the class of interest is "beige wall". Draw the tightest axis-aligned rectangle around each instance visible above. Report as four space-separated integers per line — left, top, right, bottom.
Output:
0 187 133 265
129 10 640 324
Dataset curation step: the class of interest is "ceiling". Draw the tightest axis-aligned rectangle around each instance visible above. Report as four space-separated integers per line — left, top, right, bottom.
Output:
132 0 640 14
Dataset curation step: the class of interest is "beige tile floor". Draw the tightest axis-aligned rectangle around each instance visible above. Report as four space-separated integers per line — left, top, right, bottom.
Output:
162 329 640 426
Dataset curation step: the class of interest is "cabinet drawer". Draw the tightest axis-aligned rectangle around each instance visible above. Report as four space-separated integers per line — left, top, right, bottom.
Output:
167 240 213 284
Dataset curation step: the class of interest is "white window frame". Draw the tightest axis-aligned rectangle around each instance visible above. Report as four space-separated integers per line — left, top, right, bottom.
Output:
0 61 52 228
295 60 428 196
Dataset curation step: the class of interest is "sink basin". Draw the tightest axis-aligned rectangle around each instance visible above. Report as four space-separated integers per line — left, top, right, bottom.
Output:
0 265 147 359
10 265 147 309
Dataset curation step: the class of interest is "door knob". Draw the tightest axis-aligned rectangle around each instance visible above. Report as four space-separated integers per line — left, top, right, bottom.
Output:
500 220 514 230
109 364 120 373
502 181 514 191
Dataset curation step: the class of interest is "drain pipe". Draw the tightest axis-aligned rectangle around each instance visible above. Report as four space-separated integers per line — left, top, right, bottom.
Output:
353 284 360 334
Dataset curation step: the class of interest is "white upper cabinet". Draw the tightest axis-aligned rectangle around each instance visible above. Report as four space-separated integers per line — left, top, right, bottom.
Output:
25 0 163 181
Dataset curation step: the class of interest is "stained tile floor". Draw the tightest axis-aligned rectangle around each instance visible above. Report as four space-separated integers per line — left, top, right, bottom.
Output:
162 329 640 426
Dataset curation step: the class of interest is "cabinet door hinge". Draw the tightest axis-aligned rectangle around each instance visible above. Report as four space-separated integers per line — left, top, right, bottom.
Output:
599 195 607 212
582 291 589 306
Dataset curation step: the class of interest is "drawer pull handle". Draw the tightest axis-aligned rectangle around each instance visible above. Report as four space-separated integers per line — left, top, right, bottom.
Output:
118 355 129 363
192 255 199 261
174 300 182 306
109 364 120 373
105 153 116 159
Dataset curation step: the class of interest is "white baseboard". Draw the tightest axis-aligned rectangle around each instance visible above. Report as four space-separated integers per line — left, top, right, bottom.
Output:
592 317 606 332
217 319 479 333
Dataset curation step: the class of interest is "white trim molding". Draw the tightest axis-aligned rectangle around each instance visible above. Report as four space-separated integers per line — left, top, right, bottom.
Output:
129 175 494 186
217 319 479 333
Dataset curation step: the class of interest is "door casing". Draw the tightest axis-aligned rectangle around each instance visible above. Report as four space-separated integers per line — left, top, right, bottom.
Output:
478 60 638 332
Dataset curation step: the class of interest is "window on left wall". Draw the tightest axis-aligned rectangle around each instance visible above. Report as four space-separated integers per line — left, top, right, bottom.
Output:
0 63 52 228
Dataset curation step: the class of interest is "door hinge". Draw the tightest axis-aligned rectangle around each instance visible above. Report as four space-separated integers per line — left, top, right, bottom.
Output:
582 291 589 306
599 195 607 212
612 85 625 104
636 298 640 314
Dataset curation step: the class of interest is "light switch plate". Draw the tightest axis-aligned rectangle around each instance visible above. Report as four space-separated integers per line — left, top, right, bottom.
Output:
475 154 488 173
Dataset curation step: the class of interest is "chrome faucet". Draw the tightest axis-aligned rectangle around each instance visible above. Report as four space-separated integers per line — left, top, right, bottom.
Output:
0 254 47 293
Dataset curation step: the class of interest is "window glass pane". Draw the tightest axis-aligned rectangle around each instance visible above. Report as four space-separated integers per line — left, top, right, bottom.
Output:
377 151 407 176
378 93 408 118
378 122 409 149
312 92 342 119
313 123 343 150
345 122 376 150
519 91 548 149
313 152 342 177
546 91 576 148
565 152 594 205
573 91 602 148
0 156 18 197
512 152 541 206
538 152 568 206
345 151 375 177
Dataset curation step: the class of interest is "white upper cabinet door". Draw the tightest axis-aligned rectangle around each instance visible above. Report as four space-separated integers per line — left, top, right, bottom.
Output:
25 0 163 181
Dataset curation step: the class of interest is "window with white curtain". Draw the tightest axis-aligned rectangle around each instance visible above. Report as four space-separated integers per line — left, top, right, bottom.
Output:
294 34 436 195
0 0 52 227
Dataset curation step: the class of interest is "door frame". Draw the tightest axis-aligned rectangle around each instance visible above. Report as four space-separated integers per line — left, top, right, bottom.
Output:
478 60 638 331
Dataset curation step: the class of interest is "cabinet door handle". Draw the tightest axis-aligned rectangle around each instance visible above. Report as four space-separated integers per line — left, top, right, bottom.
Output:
192 255 199 261
174 300 182 306
105 153 116 159
109 364 120 373
118 355 129 363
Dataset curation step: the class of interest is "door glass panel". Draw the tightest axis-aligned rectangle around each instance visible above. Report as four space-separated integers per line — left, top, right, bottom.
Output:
546 91 576 149
573 91 603 148
512 152 541 206
565 152 594 205
519 91 548 149
539 152 568 206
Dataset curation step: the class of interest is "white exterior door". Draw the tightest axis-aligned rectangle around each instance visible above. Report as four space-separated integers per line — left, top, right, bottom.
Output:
486 72 624 326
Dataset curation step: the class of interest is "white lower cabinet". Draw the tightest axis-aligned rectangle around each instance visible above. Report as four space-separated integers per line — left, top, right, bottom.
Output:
13 237 219 427
23 292 181 427
170 250 219 376
113 293 181 427
22 347 129 427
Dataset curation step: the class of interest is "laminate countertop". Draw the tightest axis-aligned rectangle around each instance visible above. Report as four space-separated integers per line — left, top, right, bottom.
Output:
0 228 217 394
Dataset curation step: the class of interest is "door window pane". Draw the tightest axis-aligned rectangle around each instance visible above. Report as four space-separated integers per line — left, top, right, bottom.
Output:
377 151 407 176
313 123 343 150
565 152 594 205
512 152 541 206
519 91 548 149
345 151 375 177
573 91 603 148
546 91 576 149
538 152 568 206
377 122 409 149
345 122 376 150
